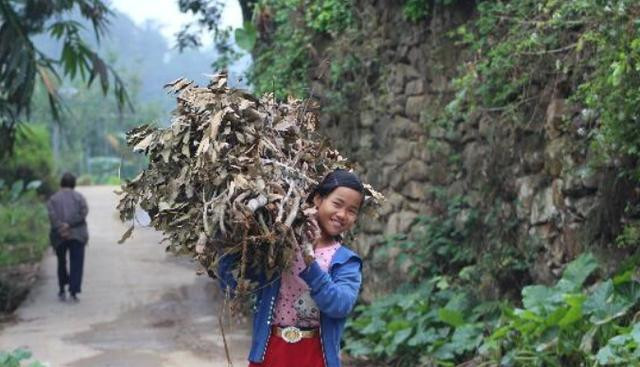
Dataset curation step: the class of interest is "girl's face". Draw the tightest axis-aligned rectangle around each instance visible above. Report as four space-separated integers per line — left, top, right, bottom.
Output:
313 186 363 240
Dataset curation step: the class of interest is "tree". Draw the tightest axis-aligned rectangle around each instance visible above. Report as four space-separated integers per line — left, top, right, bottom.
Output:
176 0 257 68
0 0 131 158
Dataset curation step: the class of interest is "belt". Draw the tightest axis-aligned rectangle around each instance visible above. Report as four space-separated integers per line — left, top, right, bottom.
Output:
273 325 319 343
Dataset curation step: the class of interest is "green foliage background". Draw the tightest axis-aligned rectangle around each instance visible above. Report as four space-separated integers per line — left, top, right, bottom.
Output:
242 0 640 365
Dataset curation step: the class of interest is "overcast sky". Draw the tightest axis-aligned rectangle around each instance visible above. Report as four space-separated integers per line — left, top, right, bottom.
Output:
108 0 243 47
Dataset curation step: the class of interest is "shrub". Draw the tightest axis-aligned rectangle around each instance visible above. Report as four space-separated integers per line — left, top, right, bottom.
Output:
0 124 55 195
0 180 49 267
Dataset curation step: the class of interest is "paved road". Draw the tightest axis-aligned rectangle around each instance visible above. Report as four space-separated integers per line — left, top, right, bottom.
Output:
0 185 251 367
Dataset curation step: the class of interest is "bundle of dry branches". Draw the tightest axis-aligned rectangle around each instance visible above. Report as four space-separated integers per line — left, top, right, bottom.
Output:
117 72 383 299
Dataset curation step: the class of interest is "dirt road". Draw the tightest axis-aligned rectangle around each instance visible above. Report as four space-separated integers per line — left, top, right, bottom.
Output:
0 186 251 366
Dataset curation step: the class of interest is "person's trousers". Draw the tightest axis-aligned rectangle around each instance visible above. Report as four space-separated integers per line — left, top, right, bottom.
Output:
55 240 85 295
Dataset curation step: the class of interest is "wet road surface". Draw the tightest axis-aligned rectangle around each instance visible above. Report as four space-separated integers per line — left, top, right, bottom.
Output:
0 185 251 366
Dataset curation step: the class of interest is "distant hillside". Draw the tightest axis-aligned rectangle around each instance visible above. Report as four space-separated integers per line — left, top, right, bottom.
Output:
33 9 250 113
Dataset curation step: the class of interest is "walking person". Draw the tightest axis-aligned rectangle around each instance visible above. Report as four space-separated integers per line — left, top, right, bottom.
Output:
220 169 365 367
46 172 89 302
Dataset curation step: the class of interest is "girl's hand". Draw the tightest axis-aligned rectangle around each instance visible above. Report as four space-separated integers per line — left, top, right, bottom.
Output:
301 210 320 265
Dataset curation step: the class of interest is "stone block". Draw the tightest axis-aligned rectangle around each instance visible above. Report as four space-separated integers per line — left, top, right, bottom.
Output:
478 115 493 138
462 142 488 179
405 79 424 95
562 165 599 197
385 211 419 235
544 137 568 177
360 216 383 233
430 161 450 185
530 186 558 225
408 46 422 66
417 145 433 162
572 197 599 219
354 235 383 258
379 192 404 216
392 115 423 137
358 133 374 150
545 98 567 139
528 223 557 240
388 64 420 94
429 126 447 139
360 110 376 127
401 181 427 200
561 223 582 259
403 159 429 182
516 175 545 220
523 151 544 174
380 166 394 187
390 95 406 115
390 170 406 190
432 74 450 92
405 95 428 118
551 179 565 209
382 139 414 165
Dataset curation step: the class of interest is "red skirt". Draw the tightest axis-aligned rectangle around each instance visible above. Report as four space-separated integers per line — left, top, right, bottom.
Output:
248 328 324 367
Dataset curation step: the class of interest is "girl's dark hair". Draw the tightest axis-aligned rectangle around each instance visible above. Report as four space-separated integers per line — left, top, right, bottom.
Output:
307 169 364 203
60 172 76 189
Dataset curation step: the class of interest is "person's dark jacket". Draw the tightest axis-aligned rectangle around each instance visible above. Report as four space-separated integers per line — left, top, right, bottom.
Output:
46 188 89 247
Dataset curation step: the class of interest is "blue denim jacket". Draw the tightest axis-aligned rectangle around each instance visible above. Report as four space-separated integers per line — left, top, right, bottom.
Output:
219 245 362 367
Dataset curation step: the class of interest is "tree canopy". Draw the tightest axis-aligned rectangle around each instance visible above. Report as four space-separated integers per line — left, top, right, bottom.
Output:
0 0 130 157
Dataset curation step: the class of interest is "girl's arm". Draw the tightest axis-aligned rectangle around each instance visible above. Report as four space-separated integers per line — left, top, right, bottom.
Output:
217 252 239 293
299 257 362 319
217 252 266 294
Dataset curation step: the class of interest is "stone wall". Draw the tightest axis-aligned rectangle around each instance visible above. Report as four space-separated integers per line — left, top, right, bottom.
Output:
311 1 636 295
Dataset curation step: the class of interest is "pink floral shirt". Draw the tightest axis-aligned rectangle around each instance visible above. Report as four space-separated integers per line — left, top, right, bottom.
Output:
273 242 341 328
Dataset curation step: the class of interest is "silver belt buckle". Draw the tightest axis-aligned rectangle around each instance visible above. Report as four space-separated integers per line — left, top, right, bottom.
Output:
281 326 303 343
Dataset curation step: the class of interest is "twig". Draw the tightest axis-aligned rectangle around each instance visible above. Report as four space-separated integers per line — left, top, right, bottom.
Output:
260 158 318 184
276 179 294 223
218 293 233 367
519 43 578 56
284 189 302 228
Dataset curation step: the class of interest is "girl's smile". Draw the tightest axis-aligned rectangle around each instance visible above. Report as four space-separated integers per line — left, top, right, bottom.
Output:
313 186 363 245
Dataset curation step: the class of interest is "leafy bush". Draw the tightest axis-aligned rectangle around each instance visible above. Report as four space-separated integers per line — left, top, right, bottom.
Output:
0 180 49 267
250 0 357 99
0 124 55 195
403 0 459 22
0 348 45 367
346 254 640 366
304 0 353 34
375 195 476 282
445 0 640 179
482 253 640 366
345 277 500 366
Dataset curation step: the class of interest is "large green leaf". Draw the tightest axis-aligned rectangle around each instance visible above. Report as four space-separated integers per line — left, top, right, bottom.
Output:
584 280 632 325
561 253 598 289
234 21 257 51
522 285 559 314
438 308 465 327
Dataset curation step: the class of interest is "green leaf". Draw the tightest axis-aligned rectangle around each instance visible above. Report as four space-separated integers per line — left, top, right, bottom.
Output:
584 280 632 325
522 285 557 314
407 328 440 347
561 253 598 289
557 293 585 327
438 308 465 327
12 348 31 360
392 328 413 345
235 22 257 51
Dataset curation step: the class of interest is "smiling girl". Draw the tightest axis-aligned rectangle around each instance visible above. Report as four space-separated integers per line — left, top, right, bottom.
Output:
220 169 365 367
